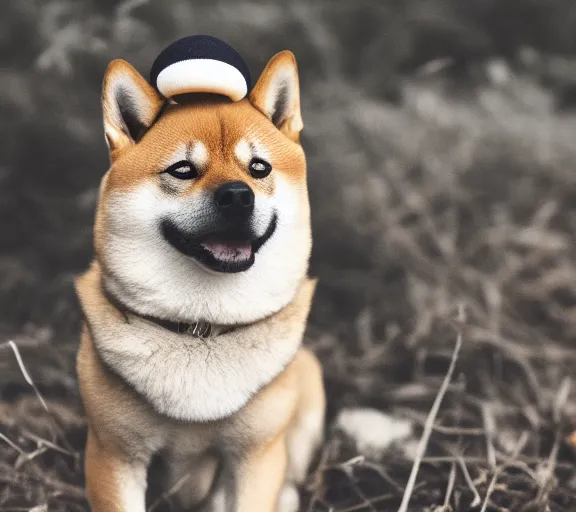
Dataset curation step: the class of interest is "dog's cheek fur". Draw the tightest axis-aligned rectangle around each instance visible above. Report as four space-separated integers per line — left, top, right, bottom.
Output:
98 174 311 325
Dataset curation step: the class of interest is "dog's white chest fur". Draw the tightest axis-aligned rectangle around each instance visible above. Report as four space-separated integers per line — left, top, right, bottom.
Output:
78 269 315 422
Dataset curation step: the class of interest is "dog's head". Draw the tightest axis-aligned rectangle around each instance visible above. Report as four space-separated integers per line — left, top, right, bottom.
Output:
94 51 311 325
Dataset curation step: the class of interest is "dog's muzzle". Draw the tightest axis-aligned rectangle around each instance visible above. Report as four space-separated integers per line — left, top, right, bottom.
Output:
161 182 277 274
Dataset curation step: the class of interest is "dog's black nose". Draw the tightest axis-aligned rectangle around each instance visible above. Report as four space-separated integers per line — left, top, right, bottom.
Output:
214 181 254 218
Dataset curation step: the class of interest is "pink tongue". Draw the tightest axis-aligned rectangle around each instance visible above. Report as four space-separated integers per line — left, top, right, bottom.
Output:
201 241 252 261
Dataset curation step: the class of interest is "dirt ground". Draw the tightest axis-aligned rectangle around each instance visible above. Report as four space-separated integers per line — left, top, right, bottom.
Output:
3 1 576 511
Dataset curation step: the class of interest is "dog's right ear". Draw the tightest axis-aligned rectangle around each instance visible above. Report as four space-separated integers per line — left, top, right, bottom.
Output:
102 59 164 160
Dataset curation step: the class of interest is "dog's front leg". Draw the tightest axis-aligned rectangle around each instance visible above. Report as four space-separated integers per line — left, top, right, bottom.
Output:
223 432 288 512
85 426 149 512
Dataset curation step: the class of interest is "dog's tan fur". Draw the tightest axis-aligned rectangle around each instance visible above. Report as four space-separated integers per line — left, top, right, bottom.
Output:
76 50 325 511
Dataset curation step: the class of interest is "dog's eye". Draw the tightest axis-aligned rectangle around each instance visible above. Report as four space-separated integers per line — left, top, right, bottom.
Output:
249 158 272 179
163 160 198 180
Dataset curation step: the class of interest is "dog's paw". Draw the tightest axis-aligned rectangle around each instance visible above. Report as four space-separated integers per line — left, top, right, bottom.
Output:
278 485 299 512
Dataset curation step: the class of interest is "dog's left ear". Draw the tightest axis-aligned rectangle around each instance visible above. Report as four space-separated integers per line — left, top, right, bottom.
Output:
102 59 165 160
249 51 303 142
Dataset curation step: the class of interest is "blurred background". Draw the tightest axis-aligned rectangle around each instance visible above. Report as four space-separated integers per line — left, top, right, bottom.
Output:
4 0 576 510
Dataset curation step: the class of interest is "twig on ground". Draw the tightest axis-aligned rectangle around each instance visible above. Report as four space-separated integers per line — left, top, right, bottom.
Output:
397 305 465 512
361 460 404 494
416 58 455 77
0 339 76 457
480 431 530 512
21 430 76 458
14 446 48 469
396 408 485 436
481 403 497 469
0 432 27 456
457 456 482 508
536 377 571 504
0 468 85 500
147 472 191 512
1 340 49 412
441 461 456 510
338 456 377 511
337 493 395 512
306 439 335 512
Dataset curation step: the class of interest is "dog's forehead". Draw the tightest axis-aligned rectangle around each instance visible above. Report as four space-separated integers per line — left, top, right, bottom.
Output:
149 100 275 156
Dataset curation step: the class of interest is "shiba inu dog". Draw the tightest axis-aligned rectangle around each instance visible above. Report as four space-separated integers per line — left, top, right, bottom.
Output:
75 37 325 512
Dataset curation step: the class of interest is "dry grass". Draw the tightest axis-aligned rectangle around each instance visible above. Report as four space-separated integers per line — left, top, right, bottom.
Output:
292 76 576 511
3 1 576 511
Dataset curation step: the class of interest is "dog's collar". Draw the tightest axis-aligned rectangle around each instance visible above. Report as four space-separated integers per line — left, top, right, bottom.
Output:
102 285 234 339
134 315 230 339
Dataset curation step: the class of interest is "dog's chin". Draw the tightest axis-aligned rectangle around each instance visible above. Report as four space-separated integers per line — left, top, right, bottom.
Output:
160 214 278 274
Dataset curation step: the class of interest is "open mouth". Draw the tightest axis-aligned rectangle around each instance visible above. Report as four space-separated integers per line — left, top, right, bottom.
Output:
161 214 278 273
